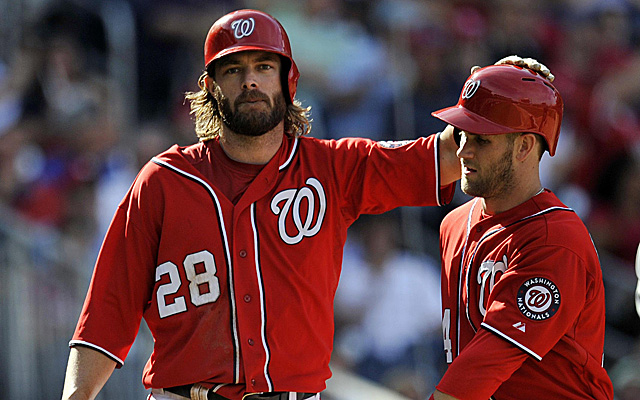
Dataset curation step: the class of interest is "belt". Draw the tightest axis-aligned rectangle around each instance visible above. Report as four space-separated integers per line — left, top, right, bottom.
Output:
165 385 316 400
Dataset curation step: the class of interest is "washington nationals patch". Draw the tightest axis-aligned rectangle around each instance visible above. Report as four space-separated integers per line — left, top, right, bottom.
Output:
516 277 561 321
377 140 413 149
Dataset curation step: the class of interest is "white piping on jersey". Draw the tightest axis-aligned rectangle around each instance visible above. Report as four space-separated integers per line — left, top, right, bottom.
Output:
69 340 125 366
279 138 299 171
151 157 241 384
458 198 573 357
481 322 543 361
250 203 274 391
457 199 478 357
434 132 443 206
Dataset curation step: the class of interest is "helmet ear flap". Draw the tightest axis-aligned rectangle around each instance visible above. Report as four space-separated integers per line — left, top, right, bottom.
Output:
453 127 461 147
279 56 293 104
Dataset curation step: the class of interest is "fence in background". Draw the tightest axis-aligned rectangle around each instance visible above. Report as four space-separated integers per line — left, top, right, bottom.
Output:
0 203 152 399
0 203 413 399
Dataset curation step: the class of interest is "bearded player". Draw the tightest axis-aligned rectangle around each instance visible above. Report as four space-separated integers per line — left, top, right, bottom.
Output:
429 63 614 399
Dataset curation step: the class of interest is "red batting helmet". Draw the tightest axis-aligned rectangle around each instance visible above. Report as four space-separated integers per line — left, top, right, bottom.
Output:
204 9 299 103
432 64 563 156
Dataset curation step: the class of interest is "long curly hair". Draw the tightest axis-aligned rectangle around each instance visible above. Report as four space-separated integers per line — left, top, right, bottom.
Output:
185 71 312 141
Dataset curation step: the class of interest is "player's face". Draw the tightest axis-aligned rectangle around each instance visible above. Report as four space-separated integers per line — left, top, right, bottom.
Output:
213 51 287 136
457 132 516 199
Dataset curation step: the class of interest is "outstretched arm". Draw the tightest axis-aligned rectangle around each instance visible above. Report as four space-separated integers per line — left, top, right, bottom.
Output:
61 346 117 400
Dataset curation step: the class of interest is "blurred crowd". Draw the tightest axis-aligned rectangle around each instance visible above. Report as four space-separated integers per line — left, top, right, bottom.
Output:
1 0 640 398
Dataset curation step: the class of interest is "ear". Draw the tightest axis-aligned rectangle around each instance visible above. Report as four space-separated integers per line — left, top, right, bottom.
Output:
514 133 538 162
201 74 214 92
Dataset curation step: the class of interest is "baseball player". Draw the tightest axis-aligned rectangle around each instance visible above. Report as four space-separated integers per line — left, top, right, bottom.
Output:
429 64 614 399
61 9 462 400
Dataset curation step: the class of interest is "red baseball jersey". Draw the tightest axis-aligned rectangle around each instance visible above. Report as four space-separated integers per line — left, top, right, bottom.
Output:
437 190 613 399
70 133 454 399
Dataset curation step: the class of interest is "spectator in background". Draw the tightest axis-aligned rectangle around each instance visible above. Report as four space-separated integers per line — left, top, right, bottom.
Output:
607 345 640 400
588 152 640 266
334 212 443 400
262 0 394 140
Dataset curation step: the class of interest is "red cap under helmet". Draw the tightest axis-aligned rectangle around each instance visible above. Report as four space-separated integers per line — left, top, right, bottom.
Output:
432 64 563 156
204 9 300 103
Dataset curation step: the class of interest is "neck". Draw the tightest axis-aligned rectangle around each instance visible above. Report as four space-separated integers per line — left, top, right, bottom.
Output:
482 176 543 215
219 122 285 165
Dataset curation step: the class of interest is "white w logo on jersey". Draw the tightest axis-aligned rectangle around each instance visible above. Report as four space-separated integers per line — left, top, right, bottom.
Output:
271 177 326 245
477 254 508 316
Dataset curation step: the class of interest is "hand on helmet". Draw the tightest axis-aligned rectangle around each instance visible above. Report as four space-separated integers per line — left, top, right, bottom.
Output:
470 55 555 82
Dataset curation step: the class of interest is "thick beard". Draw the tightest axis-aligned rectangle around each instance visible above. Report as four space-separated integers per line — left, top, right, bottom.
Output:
461 144 516 199
219 90 287 137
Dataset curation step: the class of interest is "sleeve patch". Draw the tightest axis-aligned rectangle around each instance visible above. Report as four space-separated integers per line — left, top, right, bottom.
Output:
377 140 414 148
516 277 561 320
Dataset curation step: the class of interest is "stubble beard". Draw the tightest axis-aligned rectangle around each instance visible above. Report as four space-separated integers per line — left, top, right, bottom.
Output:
218 90 287 137
460 145 516 199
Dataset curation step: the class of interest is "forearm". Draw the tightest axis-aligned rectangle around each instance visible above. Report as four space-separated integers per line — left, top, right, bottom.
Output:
435 329 528 400
61 346 117 400
438 125 461 186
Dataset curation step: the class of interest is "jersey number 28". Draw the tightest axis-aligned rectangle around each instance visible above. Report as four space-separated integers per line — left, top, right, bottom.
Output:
155 250 220 318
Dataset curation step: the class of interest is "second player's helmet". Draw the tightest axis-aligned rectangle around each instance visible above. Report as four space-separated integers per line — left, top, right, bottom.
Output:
432 64 563 156
204 9 300 104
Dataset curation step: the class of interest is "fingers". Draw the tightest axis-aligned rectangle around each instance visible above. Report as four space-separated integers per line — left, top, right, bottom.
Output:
496 55 527 67
493 55 555 82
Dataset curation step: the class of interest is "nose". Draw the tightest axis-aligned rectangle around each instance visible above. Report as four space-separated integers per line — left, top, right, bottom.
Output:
242 69 259 90
457 136 473 159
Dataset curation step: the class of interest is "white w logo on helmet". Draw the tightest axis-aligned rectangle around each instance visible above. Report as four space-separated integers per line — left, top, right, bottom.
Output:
462 79 481 99
231 18 255 39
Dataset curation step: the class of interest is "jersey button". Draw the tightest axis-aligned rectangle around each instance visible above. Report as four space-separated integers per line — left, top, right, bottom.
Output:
244 294 252 303
251 379 256 386
239 250 247 258
248 338 254 346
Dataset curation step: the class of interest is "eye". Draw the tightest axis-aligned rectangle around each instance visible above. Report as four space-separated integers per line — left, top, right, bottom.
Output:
257 63 276 71
222 66 240 75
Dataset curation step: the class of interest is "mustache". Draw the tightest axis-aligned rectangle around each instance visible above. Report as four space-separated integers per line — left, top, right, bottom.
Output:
235 90 270 105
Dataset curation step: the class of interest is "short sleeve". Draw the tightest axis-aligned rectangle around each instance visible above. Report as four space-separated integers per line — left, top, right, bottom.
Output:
480 245 587 360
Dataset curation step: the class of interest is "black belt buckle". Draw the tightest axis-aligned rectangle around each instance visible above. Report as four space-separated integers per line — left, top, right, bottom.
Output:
165 385 191 397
